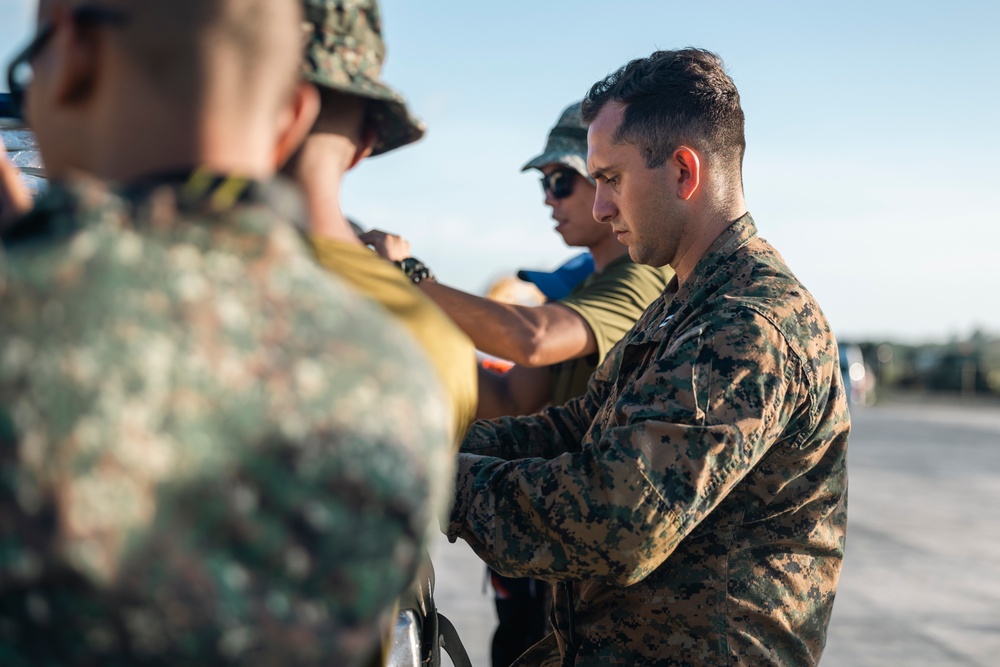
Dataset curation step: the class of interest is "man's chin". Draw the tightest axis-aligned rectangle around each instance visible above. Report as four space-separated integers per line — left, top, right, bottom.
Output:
628 245 655 266
556 230 578 246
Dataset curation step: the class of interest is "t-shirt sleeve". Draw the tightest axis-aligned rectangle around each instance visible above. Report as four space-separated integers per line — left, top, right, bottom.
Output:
557 262 671 363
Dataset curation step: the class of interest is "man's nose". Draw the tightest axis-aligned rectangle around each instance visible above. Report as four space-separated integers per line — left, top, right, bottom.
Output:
592 185 616 224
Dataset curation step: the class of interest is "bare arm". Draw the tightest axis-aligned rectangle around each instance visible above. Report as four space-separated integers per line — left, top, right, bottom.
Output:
360 229 597 367
421 281 596 367
0 144 32 229
476 364 553 420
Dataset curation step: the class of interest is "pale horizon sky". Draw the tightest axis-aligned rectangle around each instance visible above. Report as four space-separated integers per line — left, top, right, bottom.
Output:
2 0 998 344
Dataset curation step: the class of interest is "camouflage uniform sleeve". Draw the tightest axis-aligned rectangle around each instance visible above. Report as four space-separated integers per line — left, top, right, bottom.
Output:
447 308 810 585
458 340 619 460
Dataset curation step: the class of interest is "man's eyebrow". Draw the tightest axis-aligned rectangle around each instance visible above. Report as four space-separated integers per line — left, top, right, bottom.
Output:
589 164 619 181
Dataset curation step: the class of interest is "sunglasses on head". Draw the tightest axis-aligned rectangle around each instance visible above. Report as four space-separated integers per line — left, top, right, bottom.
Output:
4 5 128 122
540 168 577 200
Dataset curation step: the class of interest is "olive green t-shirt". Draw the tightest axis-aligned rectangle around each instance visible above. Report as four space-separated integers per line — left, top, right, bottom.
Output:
549 255 674 405
310 235 479 446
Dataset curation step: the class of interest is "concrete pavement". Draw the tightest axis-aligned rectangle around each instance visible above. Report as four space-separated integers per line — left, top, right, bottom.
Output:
823 401 1000 667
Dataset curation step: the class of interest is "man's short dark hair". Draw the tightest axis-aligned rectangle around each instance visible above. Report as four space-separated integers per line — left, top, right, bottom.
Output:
581 48 745 179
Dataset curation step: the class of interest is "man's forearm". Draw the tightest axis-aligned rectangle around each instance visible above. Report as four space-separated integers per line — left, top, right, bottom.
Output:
420 281 537 362
420 281 594 367
357 229 596 365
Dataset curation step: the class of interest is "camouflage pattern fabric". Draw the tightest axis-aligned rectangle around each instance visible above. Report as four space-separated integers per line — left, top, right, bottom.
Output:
0 174 453 666
521 102 593 183
301 0 425 156
447 214 849 666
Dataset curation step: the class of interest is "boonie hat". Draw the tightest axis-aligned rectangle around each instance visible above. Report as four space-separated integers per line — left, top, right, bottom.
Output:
521 101 594 183
301 0 425 156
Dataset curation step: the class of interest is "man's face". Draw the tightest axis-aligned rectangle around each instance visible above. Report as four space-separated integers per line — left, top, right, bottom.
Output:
539 163 608 249
587 102 679 267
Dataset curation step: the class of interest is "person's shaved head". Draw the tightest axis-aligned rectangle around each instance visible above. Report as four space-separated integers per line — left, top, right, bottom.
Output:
40 0 304 117
28 0 313 181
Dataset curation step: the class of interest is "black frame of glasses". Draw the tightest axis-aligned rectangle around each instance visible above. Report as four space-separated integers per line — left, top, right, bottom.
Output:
4 5 127 121
540 168 578 200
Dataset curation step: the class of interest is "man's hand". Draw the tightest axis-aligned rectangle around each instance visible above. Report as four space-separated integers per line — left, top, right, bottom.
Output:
358 229 411 262
0 138 32 229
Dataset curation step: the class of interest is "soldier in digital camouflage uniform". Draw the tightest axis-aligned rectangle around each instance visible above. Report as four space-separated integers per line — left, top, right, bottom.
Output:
0 1 452 665
446 49 849 666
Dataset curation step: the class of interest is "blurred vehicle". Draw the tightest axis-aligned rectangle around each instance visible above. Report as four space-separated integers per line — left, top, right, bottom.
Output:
1 94 47 194
840 343 874 407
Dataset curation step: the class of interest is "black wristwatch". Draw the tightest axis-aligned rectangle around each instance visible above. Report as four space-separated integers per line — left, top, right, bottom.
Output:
394 257 435 284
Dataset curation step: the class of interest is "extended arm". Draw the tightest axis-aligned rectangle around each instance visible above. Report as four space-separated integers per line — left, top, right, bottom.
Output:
359 229 597 367
418 281 596 367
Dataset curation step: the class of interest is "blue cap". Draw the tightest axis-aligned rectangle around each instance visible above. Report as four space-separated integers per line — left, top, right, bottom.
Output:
517 252 595 301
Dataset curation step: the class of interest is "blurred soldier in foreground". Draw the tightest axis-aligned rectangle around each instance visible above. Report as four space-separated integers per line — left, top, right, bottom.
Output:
447 49 849 666
0 1 453 665
285 0 477 446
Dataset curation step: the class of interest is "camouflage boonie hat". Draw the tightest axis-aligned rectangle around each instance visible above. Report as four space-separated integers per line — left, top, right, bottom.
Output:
521 101 594 183
302 0 425 156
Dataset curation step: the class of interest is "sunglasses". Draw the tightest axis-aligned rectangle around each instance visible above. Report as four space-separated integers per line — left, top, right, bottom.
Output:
540 169 577 200
5 5 128 122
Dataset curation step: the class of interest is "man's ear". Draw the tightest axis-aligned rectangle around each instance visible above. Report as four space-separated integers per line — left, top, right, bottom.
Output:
273 82 321 169
48 17 101 112
673 146 702 201
347 122 377 171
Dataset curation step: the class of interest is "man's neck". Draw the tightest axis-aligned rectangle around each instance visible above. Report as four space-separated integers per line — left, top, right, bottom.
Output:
304 190 360 245
673 199 748 285
588 234 631 273
293 138 361 245
83 103 277 185
80 73 277 183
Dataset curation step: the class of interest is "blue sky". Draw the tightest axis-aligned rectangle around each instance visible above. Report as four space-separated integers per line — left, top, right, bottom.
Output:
3 0 998 342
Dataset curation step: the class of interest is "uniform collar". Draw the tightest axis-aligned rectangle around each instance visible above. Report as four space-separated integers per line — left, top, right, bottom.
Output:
1 169 307 246
685 213 758 288
627 213 757 347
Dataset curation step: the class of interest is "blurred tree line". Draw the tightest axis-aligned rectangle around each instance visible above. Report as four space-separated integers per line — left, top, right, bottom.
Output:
844 330 1000 401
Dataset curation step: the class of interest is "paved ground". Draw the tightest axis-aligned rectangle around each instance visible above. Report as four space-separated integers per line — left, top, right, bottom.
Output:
429 399 1000 666
822 401 1000 667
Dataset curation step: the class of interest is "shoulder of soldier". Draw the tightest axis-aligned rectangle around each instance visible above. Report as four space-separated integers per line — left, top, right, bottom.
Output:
738 237 833 332
699 239 839 390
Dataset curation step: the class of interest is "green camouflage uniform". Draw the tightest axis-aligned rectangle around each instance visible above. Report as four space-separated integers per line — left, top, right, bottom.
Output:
448 214 849 666
0 173 453 666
